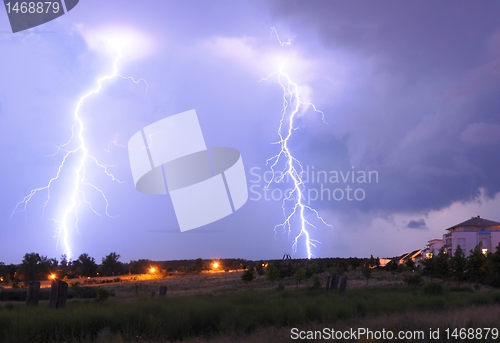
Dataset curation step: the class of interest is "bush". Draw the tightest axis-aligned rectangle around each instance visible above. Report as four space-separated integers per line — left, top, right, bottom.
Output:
276 282 285 291
95 287 110 302
241 268 255 282
403 273 423 288
422 282 444 296
309 276 322 290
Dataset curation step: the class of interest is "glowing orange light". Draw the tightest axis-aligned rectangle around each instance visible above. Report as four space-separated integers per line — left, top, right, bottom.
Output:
150 267 156 274
49 274 56 280
212 262 219 269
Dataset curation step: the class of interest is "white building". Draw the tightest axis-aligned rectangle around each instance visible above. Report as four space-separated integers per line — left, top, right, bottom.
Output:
425 238 444 258
427 216 500 257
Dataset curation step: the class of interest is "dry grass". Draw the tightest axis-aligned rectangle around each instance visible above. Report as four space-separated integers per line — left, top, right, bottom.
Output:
89 269 413 300
170 304 500 343
3 270 499 342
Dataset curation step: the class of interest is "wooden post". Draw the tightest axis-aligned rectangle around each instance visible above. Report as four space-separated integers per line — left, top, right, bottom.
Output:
159 285 167 296
339 276 347 295
331 274 339 291
324 276 331 293
26 281 40 307
151 291 156 298
58 281 68 309
49 280 68 309
49 280 58 308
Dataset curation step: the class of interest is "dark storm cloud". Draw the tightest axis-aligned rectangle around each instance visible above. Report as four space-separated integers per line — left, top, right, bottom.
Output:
406 219 427 230
3 1 500 263
266 1 500 216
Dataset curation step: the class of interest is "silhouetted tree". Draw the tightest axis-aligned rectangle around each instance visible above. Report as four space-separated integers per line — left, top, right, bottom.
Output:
101 252 124 276
74 253 98 277
0 263 10 284
129 259 151 274
17 252 42 281
451 245 466 282
435 247 450 279
191 258 204 273
466 244 487 282
486 243 500 287
422 254 436 278
368 255 378 268
59 254 71 277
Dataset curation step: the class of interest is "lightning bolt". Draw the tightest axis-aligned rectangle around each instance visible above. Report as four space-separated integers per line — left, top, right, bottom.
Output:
11 52 148 260
260 28 332 259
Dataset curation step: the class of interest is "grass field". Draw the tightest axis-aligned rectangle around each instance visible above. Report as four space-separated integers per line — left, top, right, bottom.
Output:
1 270 500 342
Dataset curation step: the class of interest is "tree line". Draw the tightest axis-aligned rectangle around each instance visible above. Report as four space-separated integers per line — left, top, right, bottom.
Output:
420 243 500 287
0 252 125 284
0 255 262 285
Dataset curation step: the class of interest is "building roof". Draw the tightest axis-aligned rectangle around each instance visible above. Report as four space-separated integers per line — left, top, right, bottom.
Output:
446 216 500 231
428 238 443 243
397 249 422 263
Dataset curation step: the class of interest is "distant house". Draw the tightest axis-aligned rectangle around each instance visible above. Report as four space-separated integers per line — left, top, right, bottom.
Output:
378 258 392 267
426 216 500 258
396 249 423 266
425 238 444 258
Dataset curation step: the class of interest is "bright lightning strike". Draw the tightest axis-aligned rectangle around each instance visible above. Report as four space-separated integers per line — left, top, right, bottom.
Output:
11 52 148 260
260 28 332 259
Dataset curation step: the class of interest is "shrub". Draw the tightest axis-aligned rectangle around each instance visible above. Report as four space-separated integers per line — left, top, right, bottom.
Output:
241 268 255 282
95 287 110 302
309 276 322 290
403 273 423 288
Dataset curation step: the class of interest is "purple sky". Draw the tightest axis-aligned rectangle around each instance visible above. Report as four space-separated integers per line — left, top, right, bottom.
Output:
2 1 500 264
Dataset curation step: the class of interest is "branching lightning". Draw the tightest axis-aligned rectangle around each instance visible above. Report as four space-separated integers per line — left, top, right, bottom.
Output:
11 52 148 260
261 28 331 259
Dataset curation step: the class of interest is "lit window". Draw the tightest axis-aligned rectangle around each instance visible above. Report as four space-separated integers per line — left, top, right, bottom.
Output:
482 248 488 256
426 253 433 259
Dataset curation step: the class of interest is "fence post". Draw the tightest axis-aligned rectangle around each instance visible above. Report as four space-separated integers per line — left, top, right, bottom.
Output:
159 285 167 296
58 281 68 308
331 274 339 291
324 276 331 293
49 280 68 309
339 276 347 295
26 281 40 307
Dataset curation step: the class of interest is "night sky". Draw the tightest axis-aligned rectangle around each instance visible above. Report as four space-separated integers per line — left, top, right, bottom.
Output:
2 1 500 264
